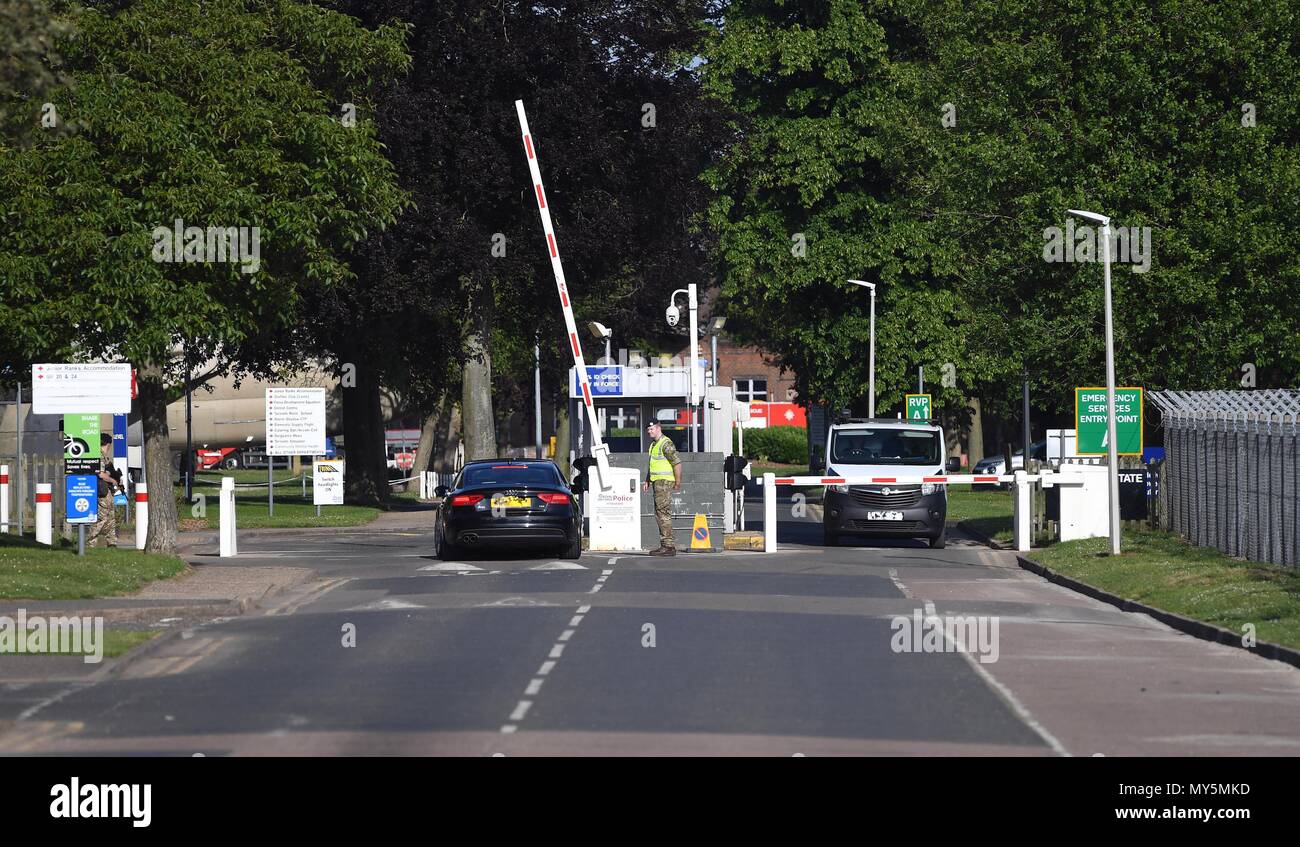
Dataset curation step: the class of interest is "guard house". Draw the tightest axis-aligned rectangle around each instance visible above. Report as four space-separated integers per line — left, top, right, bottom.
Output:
567 361 739 547
566 363 727 459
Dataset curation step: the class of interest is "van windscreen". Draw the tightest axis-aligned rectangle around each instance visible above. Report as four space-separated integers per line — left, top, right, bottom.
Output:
830 429 940 465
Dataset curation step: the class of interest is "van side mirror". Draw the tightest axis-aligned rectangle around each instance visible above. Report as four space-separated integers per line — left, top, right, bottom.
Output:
946 457 961 473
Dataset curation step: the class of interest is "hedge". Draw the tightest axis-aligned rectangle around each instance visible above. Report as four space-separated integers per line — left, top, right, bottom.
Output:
733 425 807 464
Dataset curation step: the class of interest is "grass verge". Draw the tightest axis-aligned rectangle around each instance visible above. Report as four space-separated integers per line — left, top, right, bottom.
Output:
0 535 187 601
8 629 162 659
176 483 381 530
947 487 1013 543
1029 528 1300 651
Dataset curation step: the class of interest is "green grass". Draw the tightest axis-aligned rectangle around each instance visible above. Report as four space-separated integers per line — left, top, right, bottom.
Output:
947 487 1014 543
176 487 380 530
1030 528 1300 651
0 535 187 601
9 629 162 659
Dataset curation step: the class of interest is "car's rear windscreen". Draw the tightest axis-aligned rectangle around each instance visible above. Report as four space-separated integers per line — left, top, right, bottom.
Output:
461 464 562 488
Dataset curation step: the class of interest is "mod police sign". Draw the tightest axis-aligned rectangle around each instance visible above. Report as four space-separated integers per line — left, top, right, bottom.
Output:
1075 387 1144 455
66 474 98 523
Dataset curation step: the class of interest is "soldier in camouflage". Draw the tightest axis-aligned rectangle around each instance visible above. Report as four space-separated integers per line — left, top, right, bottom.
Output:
642 422 682 556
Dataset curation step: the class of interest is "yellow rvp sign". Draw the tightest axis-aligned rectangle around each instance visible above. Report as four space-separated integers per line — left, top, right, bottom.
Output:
905 393 932 421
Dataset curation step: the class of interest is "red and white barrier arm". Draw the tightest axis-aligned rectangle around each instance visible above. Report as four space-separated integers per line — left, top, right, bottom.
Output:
758 473 1085 486
515 99 612 491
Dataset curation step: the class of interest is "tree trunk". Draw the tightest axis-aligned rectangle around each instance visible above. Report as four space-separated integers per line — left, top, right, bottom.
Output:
339 338 388 506
966 395 984 466
461 277 497 460
554 399 570 479
138 361 179 554
416 392 457 472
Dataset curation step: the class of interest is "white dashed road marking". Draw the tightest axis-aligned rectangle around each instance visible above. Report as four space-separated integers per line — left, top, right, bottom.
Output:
499 567 611 734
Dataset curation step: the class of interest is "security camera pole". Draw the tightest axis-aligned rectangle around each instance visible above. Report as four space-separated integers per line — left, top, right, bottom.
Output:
515 100 612 490
1067 208 1121 555
847 280 876 418
668 285 700 451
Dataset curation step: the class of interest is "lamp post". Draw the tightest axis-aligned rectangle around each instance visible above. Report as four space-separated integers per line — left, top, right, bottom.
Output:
847 279 876 418
667 285 701 451
707 315 727 389
587 321 613 365
1067 208 1121 555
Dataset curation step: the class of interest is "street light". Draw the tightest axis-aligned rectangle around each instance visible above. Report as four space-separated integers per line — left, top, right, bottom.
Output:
1067 208 1121 556
587 321 613 364
847 279 876 418
706 315 726 388
667 285 700 451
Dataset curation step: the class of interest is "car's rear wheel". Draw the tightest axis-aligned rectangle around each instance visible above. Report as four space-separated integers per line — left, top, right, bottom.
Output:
561 534 582 560
436 528 460 560
928 532 946 549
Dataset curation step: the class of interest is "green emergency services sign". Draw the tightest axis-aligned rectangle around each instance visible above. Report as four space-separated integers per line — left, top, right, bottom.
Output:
1075 387 1143 455
905 393 932 421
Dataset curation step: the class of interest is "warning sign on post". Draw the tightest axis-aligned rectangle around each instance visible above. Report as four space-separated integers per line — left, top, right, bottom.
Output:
33 364 132 414
266 388 326 456
313 460 344 506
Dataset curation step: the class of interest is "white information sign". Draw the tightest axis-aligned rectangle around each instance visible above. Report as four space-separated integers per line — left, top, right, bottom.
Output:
32 363 132 414
313 460 345 506
266 387 326 456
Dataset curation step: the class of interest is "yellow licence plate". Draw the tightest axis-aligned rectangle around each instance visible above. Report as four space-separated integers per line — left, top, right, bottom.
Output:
493 496 533 509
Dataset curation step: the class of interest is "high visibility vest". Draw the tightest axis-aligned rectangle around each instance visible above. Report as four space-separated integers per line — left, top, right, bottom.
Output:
648 436 675 481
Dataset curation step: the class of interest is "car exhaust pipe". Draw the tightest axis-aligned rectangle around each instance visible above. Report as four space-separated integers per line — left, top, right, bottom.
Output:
459 532 478 544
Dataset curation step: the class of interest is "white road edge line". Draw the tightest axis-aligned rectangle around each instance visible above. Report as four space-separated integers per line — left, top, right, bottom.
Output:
525 678 544 696
558 629 575 642
537 660 556 676
510 701 532 721
917 596 1072 758
549 644 565 658
568 615 584 627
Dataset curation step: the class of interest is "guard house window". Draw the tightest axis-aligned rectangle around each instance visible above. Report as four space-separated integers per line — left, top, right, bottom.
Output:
602 405 641 453
733 379 768 403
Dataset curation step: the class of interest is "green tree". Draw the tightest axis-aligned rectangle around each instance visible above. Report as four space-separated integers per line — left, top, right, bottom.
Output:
0 0 410 549
701 0 1300 433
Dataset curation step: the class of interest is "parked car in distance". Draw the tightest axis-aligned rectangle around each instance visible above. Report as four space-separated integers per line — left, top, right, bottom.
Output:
972 440 1047 489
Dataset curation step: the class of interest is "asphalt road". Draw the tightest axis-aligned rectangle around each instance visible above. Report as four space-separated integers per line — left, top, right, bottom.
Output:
3 500 1300 756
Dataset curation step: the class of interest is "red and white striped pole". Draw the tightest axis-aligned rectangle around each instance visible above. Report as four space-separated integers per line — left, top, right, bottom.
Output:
135 482 149 550
0 464 9 534
515 99 612 491
35 482 52 545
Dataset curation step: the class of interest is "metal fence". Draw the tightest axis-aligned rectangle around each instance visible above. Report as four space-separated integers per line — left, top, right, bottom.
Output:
1150 390 1300 567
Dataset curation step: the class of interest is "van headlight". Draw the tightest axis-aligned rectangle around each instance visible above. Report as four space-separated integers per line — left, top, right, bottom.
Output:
829 483 848 494
921 483 939 496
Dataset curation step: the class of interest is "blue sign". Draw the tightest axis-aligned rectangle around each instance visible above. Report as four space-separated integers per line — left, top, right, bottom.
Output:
578 366 623 397
324 436 336 458
1142 446 1165 464
112 414 127 458
66 474 98 523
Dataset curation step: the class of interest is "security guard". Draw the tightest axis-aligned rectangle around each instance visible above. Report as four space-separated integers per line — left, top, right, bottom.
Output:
642 422 682 556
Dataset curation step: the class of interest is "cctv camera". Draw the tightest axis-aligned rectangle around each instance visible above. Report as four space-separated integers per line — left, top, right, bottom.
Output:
665 305 680 327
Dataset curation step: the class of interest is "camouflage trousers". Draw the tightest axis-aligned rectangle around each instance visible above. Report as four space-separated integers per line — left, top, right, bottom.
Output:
652 479 675 549
86 496 118 548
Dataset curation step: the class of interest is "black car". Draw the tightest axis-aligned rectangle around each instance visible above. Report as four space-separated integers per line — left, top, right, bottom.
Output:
434 459 582 560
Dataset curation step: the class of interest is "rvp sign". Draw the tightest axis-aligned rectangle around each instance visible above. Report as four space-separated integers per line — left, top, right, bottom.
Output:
905 394 932 421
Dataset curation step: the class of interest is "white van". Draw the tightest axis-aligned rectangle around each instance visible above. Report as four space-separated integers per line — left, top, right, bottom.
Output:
811 418 956 548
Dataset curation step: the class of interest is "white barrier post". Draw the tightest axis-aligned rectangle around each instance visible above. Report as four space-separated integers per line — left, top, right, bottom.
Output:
220 476 237 557
1013 469 1031 551
35 482 52 545
135 482 149 550
763 473 777 553
419 471 427 500
1 464 9 533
